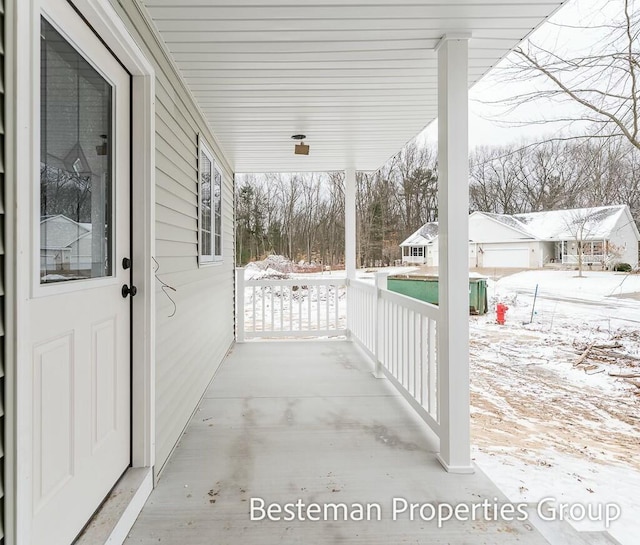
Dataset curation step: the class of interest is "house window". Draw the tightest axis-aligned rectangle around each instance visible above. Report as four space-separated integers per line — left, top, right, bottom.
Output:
198 137 223 264
411 247 424 257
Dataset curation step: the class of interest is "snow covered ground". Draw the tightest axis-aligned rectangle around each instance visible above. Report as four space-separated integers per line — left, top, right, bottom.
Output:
243 261 639 543
472 270 640 545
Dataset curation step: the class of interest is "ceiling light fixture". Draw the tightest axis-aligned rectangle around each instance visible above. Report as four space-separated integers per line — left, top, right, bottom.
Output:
292 134 309 155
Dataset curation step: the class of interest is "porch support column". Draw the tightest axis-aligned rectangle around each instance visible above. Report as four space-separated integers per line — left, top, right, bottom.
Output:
436 34 474 474
345 167 357 280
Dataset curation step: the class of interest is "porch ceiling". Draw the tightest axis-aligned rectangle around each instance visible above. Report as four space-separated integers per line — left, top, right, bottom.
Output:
143 0 565 173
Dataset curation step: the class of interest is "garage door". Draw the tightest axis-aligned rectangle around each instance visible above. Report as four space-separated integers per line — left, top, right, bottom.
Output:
483 248 530 268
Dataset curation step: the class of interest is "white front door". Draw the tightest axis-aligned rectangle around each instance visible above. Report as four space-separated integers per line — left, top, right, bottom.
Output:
29 1 131 543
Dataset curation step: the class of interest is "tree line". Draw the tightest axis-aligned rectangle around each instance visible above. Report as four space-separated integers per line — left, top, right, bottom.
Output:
235 137 640 267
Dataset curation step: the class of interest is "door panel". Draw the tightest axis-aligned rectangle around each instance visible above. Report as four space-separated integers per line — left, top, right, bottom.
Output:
29 1 131 543
92 317 118 448
33 334 74 507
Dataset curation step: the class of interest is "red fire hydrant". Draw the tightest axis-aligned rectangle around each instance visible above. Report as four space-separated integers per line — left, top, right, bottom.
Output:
496 303 508 325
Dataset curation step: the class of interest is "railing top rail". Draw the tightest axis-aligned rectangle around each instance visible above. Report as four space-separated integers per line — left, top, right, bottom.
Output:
348 278 377 293
379 286 440 319
349 276 439 319
245 277 347 287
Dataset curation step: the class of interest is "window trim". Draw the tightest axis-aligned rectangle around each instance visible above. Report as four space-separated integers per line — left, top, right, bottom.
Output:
212 162 224 261
198 134 223 265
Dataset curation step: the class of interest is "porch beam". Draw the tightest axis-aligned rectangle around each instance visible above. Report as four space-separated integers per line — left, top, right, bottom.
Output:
345 167 357 279
436 34 474 474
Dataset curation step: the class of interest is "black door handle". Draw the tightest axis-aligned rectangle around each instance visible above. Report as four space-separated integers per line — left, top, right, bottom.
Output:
122 284 138 298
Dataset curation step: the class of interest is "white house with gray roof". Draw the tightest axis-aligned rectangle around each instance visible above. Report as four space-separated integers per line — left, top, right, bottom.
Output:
400 222 439 265
40 215 96 279
401 205 640 269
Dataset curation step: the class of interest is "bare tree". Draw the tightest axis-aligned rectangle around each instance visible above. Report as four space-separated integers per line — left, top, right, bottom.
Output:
469 145 526 214
494 0 640 149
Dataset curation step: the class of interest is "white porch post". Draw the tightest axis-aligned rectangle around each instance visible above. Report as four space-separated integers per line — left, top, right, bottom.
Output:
436 35 474 473
345 167 357 337
345 168 357 280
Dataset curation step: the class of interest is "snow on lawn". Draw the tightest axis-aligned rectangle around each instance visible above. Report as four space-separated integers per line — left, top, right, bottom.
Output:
494 269 640 299
472 270 640 545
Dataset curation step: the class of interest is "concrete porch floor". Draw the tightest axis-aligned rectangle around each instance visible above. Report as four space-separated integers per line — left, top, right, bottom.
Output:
125 341 550 544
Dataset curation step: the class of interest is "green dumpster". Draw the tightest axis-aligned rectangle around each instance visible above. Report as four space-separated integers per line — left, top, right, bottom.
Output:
387 274 488 315
469 276 488 315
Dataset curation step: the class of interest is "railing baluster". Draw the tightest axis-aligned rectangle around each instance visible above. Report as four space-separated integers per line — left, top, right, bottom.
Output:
428 318 437 418
334 284 339 331
270 285 275 330
413 311 419 399
418 314 423 401
385 300 389 369
297 285 301 330
400 305 406 386
325 284 330 331
288 285 293 332
308 285 312 330
394 302 399 377
405 307 410 389
252 285 257 331
280 285 284 331
317 285 321 331
261 286 266 331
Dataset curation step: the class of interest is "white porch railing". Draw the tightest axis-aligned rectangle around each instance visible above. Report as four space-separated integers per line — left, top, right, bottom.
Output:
561 254 605 264
401 255 426 265
348 274 440 433
236 268 347 340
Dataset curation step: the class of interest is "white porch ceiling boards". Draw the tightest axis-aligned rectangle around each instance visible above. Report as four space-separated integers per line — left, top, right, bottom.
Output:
143 0 565 173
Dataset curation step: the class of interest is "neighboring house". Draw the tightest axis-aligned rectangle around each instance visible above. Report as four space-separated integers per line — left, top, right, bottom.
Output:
1 1 566 545
400 222 438 265
40 215 94 278
401 205 640 269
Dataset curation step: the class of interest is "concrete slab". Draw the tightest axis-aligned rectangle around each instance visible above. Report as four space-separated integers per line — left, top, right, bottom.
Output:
125 341 551 545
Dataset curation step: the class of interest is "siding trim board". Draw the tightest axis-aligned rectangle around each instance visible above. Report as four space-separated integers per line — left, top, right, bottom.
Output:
1 1 6 540
109 0 235 475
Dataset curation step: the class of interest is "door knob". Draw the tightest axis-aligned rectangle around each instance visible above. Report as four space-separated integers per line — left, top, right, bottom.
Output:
122 284 138 298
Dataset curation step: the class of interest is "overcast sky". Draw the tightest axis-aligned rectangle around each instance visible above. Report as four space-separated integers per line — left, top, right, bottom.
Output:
421 0 629 149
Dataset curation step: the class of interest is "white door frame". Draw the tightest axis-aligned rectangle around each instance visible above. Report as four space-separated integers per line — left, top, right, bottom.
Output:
11 0 156 542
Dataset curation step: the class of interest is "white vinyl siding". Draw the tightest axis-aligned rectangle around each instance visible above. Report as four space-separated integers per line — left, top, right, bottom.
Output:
610 211 640 267
110 1 235 476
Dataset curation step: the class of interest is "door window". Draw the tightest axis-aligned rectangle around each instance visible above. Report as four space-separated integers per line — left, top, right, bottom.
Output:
40 18 113 283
